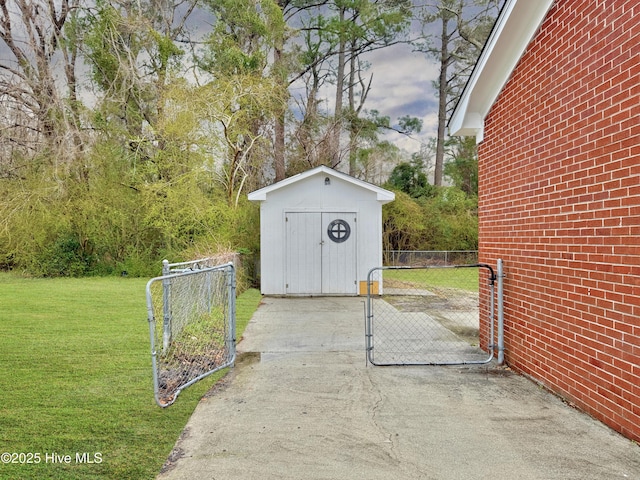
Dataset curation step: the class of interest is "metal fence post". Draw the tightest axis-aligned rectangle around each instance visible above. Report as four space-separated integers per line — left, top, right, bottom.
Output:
227 264 237 365
365 268 376 366
145 281 160 404
497 259 505 365
162 259 171 353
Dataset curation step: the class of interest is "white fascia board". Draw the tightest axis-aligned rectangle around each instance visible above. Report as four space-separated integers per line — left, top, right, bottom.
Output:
247 165 395 203
448 0 555 141
373 189 395 204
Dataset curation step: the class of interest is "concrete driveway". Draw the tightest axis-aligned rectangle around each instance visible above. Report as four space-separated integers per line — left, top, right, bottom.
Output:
157 296 640 480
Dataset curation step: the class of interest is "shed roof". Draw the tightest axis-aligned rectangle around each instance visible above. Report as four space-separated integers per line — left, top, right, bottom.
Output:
448 0 554 141
247 165 395 203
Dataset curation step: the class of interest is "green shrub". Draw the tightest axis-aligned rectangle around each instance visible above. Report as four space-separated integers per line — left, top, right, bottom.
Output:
382 186 478 254
36 234 96 277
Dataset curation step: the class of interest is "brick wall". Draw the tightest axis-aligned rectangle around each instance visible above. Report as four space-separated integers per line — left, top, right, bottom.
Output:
478 0 640 442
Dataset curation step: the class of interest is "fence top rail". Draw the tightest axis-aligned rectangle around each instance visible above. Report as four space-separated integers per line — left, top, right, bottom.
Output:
388 250 478 253
367 263 496 283
162 261 234 276
147 262 235 297
163 257 220 271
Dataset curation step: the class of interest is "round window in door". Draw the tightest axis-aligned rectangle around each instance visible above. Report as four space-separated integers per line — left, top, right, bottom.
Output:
327 219 351 243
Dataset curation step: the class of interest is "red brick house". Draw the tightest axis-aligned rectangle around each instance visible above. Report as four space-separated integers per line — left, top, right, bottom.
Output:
449 0 640 442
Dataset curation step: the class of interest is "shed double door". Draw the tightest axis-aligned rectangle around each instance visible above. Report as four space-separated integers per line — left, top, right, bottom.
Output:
285 212 357 295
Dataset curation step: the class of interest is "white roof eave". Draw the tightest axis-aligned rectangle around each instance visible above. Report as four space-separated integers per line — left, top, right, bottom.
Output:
247 165 395 204
448 0 555 141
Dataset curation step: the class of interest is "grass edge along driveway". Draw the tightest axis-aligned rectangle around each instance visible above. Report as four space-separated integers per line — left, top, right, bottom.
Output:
0 273 262 480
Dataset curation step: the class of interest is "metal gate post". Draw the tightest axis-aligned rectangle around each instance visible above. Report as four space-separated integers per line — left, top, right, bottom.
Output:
497 259 505 365
145 281 160 404
365 268 374 366
227 264 237 366
162 259 172 353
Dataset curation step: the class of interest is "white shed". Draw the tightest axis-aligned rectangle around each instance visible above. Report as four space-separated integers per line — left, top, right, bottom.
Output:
248 166 395 295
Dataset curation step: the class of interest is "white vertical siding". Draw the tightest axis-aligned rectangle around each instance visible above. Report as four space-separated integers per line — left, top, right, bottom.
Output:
250 168 392 295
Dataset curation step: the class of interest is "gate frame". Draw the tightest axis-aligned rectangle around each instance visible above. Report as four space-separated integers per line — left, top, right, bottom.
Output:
146 262 236 407
365 263 503 366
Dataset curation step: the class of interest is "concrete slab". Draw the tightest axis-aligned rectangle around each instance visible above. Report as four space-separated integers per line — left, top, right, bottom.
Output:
157 297 640 480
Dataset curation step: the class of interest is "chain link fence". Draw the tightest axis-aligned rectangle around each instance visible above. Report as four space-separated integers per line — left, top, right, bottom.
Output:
385 250 478 266
146 262 236 407
365 264 496 366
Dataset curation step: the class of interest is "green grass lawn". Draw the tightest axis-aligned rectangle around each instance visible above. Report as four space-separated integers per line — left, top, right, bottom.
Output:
382 265 483 292
0 273 262 479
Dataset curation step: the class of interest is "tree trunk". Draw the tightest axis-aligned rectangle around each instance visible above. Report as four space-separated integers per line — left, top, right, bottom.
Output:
274 44 286 181
331 5 346 167
347 38 357 176
434 13 450 187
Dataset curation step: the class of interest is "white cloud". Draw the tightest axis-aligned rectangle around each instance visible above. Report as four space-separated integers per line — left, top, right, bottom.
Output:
365 44 438 109
364 44 440 153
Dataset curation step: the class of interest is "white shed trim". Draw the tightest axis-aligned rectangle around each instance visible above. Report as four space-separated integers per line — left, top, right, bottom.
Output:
448 0 555 141
248 165 395 204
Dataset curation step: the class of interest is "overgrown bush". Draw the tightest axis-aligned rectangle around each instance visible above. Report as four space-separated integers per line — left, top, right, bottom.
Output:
383 186 478 253
0 141 260 278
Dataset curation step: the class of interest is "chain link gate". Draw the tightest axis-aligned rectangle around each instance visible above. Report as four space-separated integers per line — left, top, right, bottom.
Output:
146 262 236 407
365 264 497 366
